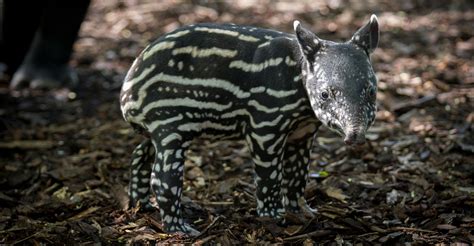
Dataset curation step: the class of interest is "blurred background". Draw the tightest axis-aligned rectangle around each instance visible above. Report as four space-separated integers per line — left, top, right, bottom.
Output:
0 0 472 244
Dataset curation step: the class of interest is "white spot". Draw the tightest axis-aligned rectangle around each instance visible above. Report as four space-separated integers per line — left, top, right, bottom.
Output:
270 170 277 179
171 186 178 195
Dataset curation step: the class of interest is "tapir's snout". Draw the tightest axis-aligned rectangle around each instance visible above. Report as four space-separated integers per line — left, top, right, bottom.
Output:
343 129 366 145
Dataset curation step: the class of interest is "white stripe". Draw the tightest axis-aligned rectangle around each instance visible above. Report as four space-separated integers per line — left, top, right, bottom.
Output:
238 34 259 42
221 109 283 128
195 27 239 37
294 75 302 82
279 119 291 131
246 134 254 152
257 41 270 48
136 98 232 123
154 73 250 99
121 64 156 92
285 56 297 66
148 114 183 132
280 98 307 111
165 30 190 39
250 132 275 151
172 46 238 58
253 157 271 168
161 133 183 147
162 149 175 172
268 134 286 154
142 41 175 60
250 86 266 93
177 121 236 132
122 72 248 117
266 88 298 98
229 58 283 72
248 100 279 113
253 115 283 128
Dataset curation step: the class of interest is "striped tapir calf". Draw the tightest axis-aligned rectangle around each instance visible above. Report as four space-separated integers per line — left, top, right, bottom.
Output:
120 15 379 235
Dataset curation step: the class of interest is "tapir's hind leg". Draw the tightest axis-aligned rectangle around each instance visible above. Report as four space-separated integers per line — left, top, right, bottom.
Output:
129 139 154 210
150 132 199 236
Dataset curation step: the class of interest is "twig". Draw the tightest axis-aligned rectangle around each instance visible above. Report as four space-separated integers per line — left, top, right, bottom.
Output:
0 227 29 234
66 207 100 221
388 226 437 234
283 230 332 241
195 215 224 238
193 234 218 245
144 214 164 232
0 140 55 149
192 200 234 206
13 232 39 244
392 95 436 114
370 225 387 233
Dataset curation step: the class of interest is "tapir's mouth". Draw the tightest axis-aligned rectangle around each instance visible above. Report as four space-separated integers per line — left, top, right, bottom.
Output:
343 129 367 145
326 121 367 145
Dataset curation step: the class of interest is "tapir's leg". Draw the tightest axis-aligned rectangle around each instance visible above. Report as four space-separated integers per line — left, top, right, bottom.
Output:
246 130 287 218
282 122 319 213
9 0 90 89
129 139 154 210
150 132 199 236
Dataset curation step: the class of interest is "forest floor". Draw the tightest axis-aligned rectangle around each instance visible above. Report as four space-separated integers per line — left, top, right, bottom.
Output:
0 0 473 244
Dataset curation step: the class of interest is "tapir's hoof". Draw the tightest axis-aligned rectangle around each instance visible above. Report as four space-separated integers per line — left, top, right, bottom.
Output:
10 64 78 90
298 196 317 218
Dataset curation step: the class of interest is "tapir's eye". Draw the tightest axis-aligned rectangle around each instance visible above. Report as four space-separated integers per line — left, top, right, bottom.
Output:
368 87 376 98
321 91 329 100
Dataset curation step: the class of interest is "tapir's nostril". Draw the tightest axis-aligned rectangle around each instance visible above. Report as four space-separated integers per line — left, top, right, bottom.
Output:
344 132 366 145
344 133 356 145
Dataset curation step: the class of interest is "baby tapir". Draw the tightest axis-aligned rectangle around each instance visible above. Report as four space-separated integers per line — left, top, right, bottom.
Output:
120 15 379 235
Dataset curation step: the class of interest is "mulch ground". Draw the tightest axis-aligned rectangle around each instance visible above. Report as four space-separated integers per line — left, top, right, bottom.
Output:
0 0 473 244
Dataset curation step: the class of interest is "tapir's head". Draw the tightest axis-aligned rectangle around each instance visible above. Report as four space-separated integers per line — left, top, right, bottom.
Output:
294 15 379 145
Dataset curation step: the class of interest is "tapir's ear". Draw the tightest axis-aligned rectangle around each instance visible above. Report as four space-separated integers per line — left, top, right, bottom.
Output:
350 14 379 53
293 20 322 61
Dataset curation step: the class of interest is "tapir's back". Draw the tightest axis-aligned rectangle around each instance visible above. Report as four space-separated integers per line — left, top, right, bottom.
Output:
120 23 308 135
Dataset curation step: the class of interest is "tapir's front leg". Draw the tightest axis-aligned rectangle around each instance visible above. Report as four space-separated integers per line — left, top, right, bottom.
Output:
282 121 319 213
246 130 287 218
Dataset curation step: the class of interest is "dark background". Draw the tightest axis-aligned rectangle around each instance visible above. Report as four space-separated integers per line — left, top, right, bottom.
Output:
0 0 472 244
